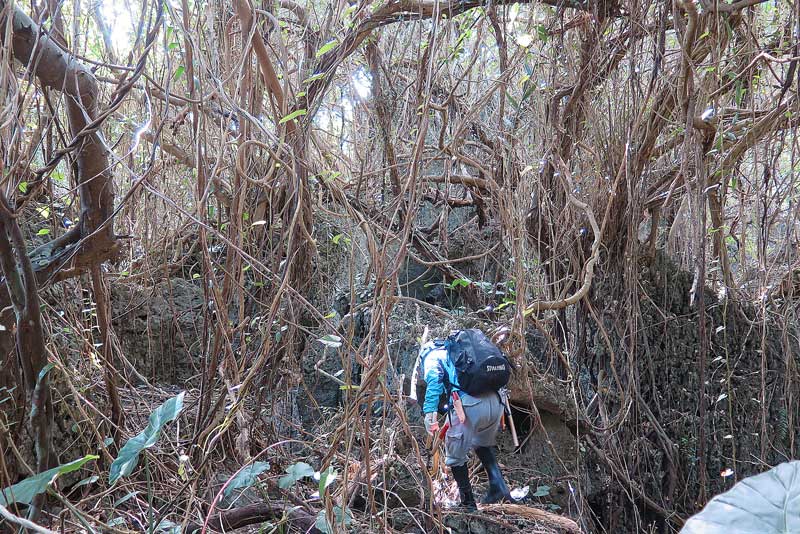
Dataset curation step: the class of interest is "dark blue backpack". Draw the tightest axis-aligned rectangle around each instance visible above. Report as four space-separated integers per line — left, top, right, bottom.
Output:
445 329 512 396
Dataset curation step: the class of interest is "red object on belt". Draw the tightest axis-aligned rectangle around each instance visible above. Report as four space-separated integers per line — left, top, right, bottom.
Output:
439 422 449 440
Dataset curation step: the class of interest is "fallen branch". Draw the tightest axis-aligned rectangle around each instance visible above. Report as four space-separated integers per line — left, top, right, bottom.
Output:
185 503 321 533
0 503 57 534
480 503 582 533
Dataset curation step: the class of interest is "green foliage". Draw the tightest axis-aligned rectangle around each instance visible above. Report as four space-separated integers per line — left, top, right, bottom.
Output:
536 24 549 42
331 233 351 246
113 490 140 507
279 109 307 124
109 392 185 485
448 277 471 289
682 461 800 533
0 455 98 505
155 519 182 534
315 506 353 534
223 461 271 500
318 466 337 495
316 40 339 58
533 485 551 497
70 475 99 492
278 461 315 489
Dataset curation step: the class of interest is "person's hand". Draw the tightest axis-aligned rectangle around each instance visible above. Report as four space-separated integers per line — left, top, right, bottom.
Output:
424 412 439 436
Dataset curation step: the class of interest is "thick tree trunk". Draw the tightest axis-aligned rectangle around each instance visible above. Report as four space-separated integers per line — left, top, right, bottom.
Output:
4 4 119 287
0 2 120 500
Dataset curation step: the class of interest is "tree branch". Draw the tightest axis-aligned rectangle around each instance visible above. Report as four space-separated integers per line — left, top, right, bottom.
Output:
185 503 322 533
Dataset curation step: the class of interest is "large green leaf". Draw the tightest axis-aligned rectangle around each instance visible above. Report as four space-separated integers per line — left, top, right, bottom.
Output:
0 455 98 506
109 392 185 485
223 461 270 500
314 506 353 534
278 461 315 489
681 461 800 533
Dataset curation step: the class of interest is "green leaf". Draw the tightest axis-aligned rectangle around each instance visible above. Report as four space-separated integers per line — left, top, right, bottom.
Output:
318 335 342 348
318 466 337 495
315 506 353 534
18 181 27 193
223 461 270 500
70 475 99 491
279 109 307 124
506 91 519 110
315 39 339 58
36 228 51 236
342 4 357 20
278 462 315 489
315 510 331 534
536 24 549 42
173 65 185 81
323 311 336 319
0 455 98 505
109 392 185 485
113 490 140 507
448 277 471 289
303 72 325 84
683 461 800 533
155 520 182 534
533 485 551 497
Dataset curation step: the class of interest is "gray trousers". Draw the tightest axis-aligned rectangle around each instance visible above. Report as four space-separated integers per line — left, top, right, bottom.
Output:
444 391 503 467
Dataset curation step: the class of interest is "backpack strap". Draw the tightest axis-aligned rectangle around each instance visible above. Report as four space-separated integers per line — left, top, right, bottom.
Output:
418 339 446 376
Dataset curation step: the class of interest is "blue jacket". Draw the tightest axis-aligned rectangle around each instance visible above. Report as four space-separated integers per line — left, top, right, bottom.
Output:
419 341 460 414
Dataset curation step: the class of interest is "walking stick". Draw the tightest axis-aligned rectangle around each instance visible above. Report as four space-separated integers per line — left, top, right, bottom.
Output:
502 393 519 448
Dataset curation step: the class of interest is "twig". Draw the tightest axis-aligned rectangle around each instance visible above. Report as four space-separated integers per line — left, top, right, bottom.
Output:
0 503 57 534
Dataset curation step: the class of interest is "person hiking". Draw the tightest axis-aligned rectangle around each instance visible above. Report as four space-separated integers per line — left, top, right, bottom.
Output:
417 329 515 510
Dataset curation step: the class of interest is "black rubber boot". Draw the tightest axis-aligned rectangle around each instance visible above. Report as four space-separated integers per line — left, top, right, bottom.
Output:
451 464 477 511
475 446 514 504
